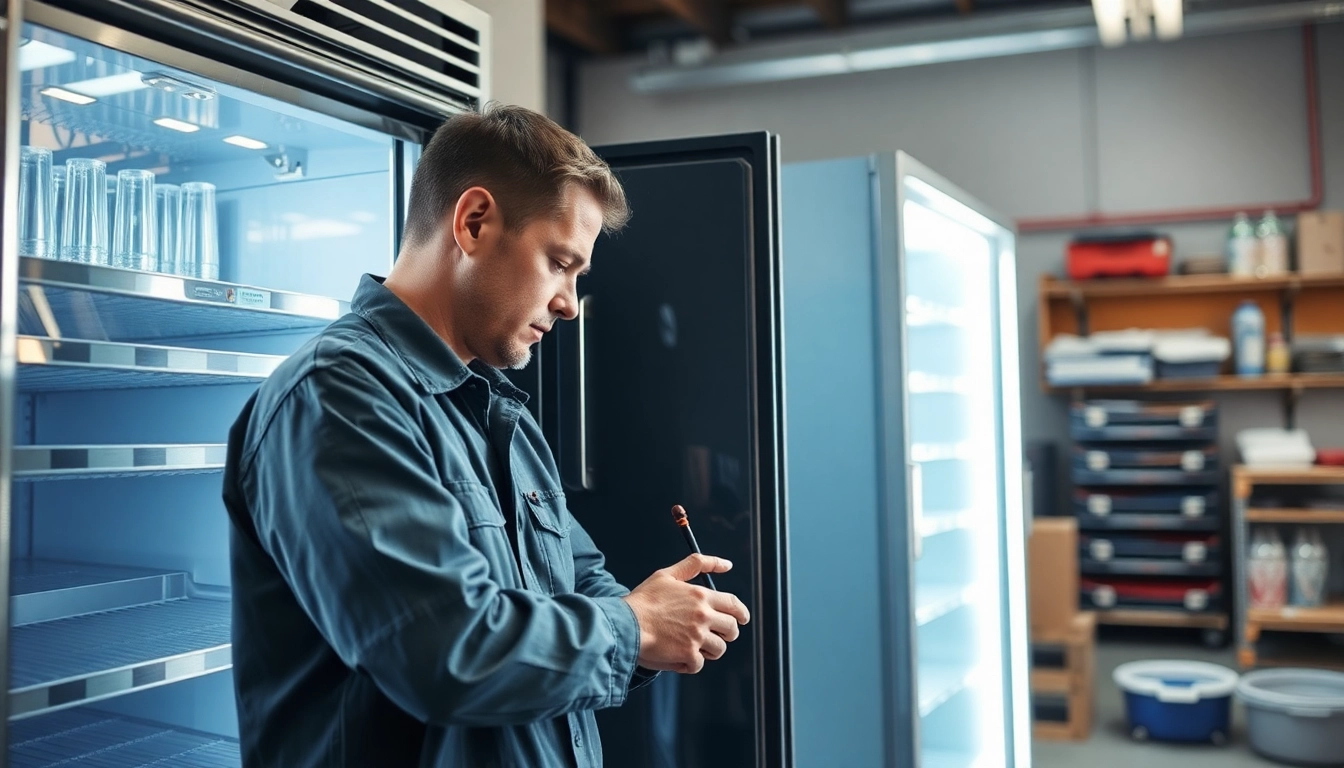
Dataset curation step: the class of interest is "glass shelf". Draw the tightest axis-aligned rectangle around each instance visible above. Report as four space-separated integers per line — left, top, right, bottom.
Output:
10 598 232 719
918 662 976 717
17 258 346 341
16 336 283 391
915 584 975 626
13 445 227 481
10 709 239 767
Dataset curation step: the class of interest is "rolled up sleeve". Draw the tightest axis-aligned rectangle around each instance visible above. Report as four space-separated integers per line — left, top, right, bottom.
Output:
240 360 641 726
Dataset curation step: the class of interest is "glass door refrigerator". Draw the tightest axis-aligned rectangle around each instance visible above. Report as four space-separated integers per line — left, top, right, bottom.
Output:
0 0 486 764
782 152 1031 768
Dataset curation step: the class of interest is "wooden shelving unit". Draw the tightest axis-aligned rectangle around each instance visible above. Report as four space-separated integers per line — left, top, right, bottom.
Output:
1042 272 1344 640
1233 465 1344 670
1095 609 1228 631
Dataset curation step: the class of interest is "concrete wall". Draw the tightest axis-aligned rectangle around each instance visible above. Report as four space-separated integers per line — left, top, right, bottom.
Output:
572 23 1344 511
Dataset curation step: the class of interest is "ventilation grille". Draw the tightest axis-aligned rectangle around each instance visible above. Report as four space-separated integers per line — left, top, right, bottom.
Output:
217 0 486 107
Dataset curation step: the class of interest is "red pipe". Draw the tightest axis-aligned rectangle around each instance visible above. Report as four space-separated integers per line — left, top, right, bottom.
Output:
1017 24 1323 233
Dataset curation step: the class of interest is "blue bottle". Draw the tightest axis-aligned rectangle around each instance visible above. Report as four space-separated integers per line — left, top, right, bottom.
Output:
1233 300 1266 376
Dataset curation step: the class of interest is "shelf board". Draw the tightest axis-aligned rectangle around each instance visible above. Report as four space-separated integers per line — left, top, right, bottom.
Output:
918 662 977 718
1246 508 1344 523
1050 373 1344 394
1247 601 1344 634
16 336 283 391
1042 273 1344 299
13 444 227 482
1234 465 1344 485
9 709 240 767
10 560 188 627
10 598 232 720
919 510 977 538
17 256 345 341
1095 608 1228 630
915 584 975 626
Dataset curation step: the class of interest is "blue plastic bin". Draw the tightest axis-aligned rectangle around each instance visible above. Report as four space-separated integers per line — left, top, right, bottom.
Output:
1113 660 1238 744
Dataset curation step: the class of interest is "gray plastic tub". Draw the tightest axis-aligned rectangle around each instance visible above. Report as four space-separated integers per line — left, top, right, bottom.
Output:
1236 668 1344 766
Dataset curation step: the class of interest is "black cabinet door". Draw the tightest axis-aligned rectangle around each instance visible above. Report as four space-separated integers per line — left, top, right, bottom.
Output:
523 133 790 767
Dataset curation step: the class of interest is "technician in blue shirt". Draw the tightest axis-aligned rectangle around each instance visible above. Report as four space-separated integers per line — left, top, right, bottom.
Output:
222 103 751 767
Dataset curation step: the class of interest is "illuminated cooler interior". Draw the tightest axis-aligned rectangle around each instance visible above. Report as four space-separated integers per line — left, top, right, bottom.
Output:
19 24 395 301
903 174 1025 768
10 21 408 765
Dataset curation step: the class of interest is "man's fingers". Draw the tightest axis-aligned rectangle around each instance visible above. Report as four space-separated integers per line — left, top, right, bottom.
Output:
707 591 751 625
664 553 733 582
701 631 728 661
708 610 741 643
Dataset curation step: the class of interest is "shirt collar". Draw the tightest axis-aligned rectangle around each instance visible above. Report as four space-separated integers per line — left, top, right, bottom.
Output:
350 274 529 403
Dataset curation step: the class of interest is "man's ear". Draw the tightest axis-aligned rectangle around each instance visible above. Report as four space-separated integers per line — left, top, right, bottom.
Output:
453 186 498 256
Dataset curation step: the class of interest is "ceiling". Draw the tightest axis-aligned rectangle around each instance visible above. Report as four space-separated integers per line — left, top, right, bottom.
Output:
544 0 1315 56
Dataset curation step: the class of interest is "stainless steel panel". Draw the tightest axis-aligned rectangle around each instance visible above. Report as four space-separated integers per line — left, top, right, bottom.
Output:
9 708 240 767
10 560 189 626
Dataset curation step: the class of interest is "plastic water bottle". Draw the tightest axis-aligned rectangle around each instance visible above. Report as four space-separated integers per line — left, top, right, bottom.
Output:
1249 527 1287 610
1227 212 1258 276
1233 300 1266 376
1256 210 1289 276
1290 527 1328 607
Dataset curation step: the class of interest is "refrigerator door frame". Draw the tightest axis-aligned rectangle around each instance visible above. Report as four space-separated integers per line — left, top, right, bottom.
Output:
879 151 1030 767
0 0 25 742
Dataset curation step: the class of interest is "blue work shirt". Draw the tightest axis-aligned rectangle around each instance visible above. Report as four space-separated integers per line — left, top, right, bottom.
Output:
223 275 654 767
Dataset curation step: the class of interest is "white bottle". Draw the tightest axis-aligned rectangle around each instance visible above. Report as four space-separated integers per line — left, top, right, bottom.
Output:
1291 527 1328 607
1227 212 1259 276
1249 526 1288 610
1256 210 1289 276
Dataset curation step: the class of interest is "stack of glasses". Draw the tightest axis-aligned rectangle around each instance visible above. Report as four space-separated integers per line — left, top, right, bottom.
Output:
18 145 219 281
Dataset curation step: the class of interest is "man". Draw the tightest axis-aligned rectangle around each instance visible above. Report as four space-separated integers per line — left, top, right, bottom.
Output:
222 103 751 767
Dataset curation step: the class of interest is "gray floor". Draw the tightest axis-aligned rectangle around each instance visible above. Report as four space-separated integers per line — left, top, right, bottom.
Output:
1033 640 1282 768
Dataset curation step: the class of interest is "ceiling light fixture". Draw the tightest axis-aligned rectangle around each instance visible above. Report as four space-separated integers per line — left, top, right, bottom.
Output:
1093 0 1183 47
153 117 200 133
223 135 268 150
39 86 96 105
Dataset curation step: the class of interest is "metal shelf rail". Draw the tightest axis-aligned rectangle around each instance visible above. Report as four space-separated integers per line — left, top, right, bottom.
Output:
13 445 227 481
17 257 346 341
16 336 283 391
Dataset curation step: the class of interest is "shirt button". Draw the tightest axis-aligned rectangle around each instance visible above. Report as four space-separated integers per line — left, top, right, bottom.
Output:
573 731 583 749
529 491 539 502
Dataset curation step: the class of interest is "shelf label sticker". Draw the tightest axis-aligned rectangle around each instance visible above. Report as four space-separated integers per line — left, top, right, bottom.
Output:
185 281 234 304
1090 539 1114 562
1179 406 1204 428
1093 585 1117 608
1088 494 1112 516
1182 450 1206 472
1087 451 1110 471
237 288 271 309
1182 496 1206 517
1184 589 1209 611
1183 542 1208 563
1085 406 1107 429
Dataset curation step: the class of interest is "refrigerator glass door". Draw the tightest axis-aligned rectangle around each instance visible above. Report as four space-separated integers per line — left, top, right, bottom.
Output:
6 14 423 766
897 156 1027 768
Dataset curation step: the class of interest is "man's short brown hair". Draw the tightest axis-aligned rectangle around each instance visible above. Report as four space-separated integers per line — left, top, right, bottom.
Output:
401 102 630 247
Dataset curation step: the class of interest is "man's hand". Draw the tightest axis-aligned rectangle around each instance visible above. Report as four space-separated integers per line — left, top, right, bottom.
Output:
621 554 751 674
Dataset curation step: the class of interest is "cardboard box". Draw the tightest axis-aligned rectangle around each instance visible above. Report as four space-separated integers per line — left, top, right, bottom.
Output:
1298 211 1344 275
1028 518 1078 640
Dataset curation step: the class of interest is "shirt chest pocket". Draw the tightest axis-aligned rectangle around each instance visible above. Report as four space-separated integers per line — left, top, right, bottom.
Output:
447 481 517 585
523 489 574 595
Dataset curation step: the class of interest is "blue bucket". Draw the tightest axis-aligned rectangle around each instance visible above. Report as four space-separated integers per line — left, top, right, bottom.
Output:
1113 660 1239 744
